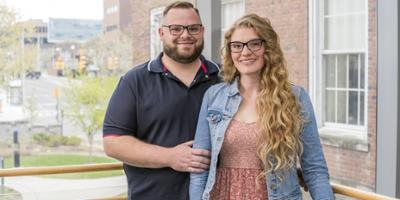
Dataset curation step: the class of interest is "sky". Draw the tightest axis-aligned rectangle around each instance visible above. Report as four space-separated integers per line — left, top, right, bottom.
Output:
2 0 103 22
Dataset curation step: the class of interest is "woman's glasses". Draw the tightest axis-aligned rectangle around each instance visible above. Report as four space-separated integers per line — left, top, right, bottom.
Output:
228 39 265 53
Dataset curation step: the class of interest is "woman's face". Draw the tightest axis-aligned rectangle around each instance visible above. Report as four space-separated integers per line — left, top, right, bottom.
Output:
229 27 265 78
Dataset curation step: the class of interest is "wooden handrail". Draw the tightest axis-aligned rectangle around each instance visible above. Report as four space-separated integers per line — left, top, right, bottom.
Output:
0 162 123 177
331 183 397 200
0 163 398 200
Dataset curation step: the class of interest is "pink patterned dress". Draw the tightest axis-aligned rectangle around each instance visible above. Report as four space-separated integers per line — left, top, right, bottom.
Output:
210 119 268 200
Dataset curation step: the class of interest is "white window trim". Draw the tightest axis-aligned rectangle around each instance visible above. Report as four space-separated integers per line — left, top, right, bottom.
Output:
221 0 245 44
150 7 164 59
308 0 369 146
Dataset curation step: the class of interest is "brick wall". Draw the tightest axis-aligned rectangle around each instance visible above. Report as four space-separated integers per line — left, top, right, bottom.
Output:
131 0 195 66
246 0 308 88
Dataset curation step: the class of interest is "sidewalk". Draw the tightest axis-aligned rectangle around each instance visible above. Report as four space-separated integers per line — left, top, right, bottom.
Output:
3 176 127 200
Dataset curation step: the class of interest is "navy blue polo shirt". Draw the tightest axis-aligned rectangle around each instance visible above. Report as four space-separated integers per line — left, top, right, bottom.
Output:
103 53 220 200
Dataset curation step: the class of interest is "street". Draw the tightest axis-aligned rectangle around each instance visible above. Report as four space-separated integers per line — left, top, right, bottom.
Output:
23 73 97 142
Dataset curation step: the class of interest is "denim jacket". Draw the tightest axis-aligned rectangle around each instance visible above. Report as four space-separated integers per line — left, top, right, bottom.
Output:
189 78 334 200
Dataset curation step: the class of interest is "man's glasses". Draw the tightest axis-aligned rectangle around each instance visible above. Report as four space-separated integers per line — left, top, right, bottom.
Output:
162 24 203 36
228 39 265 53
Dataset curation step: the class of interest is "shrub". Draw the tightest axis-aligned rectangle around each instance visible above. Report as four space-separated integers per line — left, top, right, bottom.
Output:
64 136 81 146
32 133 50 145
47 135 62 147
32 133 81 147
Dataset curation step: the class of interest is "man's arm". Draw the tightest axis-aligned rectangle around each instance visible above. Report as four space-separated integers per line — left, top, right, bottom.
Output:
103 135 210 173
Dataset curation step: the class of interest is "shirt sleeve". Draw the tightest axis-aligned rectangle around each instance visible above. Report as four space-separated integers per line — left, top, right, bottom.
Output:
190 88 212 200
298 87 334 199
103 75 138 137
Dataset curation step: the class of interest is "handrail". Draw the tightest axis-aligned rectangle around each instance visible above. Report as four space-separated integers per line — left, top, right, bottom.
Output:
0 162 123 177
0 163 398 200
331 183 397 200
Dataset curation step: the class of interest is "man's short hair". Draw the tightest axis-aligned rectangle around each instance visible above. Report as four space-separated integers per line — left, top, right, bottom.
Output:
163 1 200 17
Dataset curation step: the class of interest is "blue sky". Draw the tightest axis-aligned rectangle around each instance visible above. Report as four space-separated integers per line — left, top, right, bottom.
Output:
2 0 103 21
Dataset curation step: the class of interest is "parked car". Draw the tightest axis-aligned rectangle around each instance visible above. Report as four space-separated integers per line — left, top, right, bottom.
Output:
25 71 41 79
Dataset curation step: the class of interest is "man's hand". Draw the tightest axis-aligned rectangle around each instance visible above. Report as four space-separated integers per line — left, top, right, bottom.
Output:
167 140 210 173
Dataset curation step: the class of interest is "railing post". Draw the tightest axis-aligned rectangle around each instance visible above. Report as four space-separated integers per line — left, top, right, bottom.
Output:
0 157 4 193
13 130 20 167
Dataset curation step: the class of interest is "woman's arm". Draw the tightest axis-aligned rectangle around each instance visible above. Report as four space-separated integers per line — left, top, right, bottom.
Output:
189 88 213 200
298 87 335 199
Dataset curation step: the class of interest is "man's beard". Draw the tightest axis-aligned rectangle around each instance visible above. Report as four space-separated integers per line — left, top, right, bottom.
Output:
163 40 204 64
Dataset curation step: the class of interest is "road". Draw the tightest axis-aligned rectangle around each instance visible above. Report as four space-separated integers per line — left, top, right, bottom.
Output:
23 73 99 143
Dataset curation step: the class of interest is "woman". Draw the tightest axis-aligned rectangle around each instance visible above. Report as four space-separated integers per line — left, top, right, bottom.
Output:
189 14 334 200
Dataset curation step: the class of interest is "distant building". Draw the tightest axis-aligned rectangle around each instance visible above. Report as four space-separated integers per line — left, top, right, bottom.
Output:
21 19 49 46
47 18 102 43
103 0 133 36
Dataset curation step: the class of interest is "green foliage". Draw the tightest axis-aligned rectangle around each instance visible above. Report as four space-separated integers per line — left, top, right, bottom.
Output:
64 136 81 146
64 76 118 156
32 133 82 147
85 30 134 75
0 3 39 86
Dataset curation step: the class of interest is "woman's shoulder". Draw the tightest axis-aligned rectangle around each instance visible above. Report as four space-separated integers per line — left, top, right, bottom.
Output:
290 84 305 98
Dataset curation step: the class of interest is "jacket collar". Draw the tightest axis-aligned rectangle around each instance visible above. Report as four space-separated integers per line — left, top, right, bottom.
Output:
228 76 240 97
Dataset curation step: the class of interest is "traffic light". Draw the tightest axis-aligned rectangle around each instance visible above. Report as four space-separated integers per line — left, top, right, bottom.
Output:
55 57 64 70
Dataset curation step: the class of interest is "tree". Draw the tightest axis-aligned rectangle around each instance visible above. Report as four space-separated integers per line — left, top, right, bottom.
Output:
65 76 118 160
85 30 136 76
23 91 39 128
0 3 38 88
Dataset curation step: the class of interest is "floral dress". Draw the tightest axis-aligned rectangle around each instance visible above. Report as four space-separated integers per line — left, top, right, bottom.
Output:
210 119 268 200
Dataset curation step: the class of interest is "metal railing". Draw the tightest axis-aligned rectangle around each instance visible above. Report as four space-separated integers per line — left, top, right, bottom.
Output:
0 163 398 200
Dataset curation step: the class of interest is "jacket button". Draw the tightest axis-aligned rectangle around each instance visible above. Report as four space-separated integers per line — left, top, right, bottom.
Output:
270 184 277 190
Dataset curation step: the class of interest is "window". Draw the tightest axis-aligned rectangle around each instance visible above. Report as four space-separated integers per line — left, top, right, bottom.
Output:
150 7 164 59
221 0 245 43
310 0 368 137
106 5 118 15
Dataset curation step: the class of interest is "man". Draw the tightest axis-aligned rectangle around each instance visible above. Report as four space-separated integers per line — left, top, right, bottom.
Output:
102 2 220 200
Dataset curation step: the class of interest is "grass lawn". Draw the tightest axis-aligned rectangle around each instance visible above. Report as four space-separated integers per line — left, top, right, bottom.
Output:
3 154 124 179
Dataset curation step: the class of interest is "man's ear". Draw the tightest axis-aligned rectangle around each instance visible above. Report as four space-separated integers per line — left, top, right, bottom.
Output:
158 27 164 37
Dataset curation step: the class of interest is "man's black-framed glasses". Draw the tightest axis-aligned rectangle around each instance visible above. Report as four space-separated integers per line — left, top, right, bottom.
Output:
228 39 265 53
162 24 203 36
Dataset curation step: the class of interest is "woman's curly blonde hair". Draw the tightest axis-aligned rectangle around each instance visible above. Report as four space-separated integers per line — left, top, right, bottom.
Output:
222 14 304 175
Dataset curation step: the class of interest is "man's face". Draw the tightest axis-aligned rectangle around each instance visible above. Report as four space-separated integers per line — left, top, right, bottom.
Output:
159 8 204 64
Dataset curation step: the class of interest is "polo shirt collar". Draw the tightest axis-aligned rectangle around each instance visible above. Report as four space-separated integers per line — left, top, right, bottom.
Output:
147 53 220 75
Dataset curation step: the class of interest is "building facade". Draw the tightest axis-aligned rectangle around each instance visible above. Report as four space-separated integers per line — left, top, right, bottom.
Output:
128 0 399 197
103 0 133 36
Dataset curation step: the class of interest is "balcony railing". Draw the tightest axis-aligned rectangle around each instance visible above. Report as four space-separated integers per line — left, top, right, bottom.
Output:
0 163 397 200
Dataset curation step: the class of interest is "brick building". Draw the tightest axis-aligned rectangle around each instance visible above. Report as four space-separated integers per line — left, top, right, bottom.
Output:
123 0 399 197
103 0 133 36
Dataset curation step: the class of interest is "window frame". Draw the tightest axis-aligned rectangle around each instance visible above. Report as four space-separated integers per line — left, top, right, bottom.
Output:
150 7 164 59
309 0 369 143
221 0 245 45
